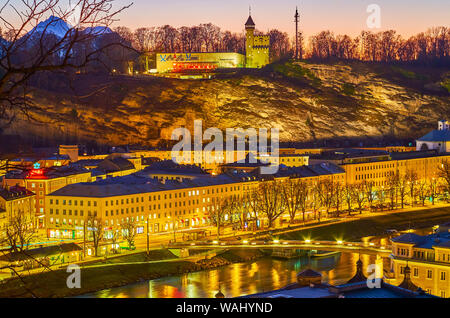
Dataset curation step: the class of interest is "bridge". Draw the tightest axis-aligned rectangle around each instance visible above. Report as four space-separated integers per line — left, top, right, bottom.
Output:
168 239 392 257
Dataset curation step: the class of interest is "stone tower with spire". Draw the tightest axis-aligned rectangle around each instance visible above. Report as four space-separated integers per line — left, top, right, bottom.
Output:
245 8 270 68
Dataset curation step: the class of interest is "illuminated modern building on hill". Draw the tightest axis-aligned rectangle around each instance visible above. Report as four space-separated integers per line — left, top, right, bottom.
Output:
156 13 270 74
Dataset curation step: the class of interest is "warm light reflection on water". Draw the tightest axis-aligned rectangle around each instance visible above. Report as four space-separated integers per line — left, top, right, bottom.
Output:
84 252 377 298
82 229 433 298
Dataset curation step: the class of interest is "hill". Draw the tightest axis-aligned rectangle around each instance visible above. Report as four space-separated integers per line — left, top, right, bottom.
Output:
2 60 449 147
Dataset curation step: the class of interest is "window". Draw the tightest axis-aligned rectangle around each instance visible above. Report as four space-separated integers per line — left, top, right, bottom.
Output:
413 268 419 277
440 271 446 281
427 270 433 279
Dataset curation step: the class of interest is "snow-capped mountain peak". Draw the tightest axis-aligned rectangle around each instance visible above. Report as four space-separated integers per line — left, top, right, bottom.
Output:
30 15 72 38
83 26 113 36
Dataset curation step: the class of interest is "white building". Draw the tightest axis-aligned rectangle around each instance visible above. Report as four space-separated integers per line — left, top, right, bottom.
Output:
416 120 450 153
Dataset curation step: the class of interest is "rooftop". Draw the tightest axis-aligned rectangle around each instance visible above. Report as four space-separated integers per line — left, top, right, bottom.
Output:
0 243 82 262
245 15 255 27
0 186 34 201
5 164 89 180
417 129 450 142
242 280 435 299
310 148 390 162
96 157 135 173
389 150 448 160
47 171 253 198
142 160 209 176
391 231 450 250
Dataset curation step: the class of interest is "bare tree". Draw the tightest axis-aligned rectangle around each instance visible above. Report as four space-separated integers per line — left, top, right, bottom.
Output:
351 182 366 214
405 170 418 206
376 187 386 211
416 180 428 206
281 178 306 224
0 0 132 127
121 218 137 249
398 173 408 209
211 196 233 240
110 228 120 254
86 214 104 257
438 160 450 195
310 183 321 221
427 175 439 205
316 178 336 217
249 180 285 229
363 181 376 211
386 171 399 210
228 194 250 231
343 184 354 215
3 210 36 254
333 181 345 217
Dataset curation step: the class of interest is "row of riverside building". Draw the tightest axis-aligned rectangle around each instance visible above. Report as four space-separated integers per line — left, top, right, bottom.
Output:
0 120 449 240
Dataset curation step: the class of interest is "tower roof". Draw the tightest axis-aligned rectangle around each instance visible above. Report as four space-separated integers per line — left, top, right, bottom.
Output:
297 269 322 278
245 15 255 28
346 259 367 284
398 265 420 292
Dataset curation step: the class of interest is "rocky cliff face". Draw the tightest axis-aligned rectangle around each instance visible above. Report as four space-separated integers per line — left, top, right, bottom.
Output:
3 61 449 147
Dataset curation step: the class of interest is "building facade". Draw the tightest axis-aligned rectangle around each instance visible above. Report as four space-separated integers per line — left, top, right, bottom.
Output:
389 229 450 298
0 186 36 231
245 15 270 68
3 165 92 229
156 52 245 74
44 163 345 239
155 13 270 74
416 120 450 153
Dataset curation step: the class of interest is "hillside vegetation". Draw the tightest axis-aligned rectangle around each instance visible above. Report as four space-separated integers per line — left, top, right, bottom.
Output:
3 60 449 147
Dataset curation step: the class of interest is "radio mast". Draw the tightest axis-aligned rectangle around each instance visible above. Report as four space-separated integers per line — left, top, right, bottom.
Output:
294 6 300 59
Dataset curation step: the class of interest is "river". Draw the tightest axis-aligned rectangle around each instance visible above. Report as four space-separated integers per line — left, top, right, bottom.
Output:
80 227 433 298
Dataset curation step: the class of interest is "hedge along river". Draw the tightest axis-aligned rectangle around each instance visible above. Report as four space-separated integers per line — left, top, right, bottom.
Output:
80 227 433 298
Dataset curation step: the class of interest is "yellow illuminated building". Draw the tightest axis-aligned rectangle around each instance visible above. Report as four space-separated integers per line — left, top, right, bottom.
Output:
342 153 450 186
156 52 245 74
3 166 91 229
389 228 450 298
0 186 36 230
44 162 345 239
245 15 270 69
45 175 260 239
155 13 270 74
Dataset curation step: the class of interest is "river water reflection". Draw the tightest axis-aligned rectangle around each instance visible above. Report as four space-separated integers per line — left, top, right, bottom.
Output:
82 228 433 298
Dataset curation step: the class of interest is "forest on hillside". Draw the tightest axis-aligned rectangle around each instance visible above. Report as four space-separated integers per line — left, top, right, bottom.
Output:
113 24 449 64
